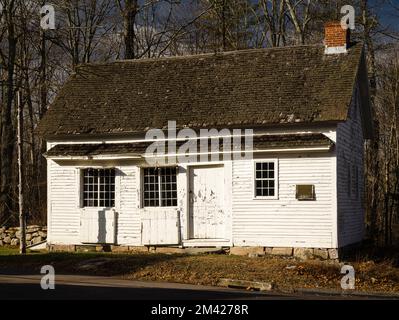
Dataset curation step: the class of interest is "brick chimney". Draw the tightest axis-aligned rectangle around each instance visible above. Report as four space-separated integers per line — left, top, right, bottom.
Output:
324 21 350 54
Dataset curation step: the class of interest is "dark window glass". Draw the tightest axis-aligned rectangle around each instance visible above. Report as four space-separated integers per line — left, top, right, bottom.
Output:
143 167 177 207
255 162 276 197
83 168 115 207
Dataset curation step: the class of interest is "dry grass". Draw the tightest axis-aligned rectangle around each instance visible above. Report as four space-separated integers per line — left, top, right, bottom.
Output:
0 246 398 294
122 254 399 293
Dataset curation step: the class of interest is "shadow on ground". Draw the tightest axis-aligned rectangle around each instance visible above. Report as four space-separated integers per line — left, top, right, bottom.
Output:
0 250 183 277
0 282 269 300
340 243 399 267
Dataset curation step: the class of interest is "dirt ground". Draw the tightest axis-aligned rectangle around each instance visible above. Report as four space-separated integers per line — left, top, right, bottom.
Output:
0 246 398 294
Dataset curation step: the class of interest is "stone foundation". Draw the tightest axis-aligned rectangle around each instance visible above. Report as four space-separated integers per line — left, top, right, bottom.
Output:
45 244 339 260
0 225 47 247
229 246 339 260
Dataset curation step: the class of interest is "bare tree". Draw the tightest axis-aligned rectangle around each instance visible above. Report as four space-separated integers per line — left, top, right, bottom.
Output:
256 0 287 47
284 0 314 44
117 0 138 59
0 0 18 225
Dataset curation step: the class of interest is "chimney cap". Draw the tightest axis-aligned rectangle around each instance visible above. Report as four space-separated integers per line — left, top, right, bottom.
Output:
324 21 344 27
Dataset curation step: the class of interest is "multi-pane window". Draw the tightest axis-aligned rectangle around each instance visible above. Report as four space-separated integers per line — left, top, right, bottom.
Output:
255 161 277 198
83 168 115 207
143 168 159 207
143 167 177 207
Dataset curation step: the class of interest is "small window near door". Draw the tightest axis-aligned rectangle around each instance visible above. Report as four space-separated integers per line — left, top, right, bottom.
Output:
143 167 177 207
83 168 115 207
254 161 278 198
296 185 315 201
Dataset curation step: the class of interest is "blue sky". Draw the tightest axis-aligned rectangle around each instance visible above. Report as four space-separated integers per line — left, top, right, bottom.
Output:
370 0 399 32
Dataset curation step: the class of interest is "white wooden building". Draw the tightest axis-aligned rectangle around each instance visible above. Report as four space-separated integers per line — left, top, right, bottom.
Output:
38 23 373 256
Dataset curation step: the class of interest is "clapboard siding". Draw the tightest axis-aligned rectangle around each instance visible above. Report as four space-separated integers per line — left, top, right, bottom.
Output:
117 166 142 245
48 160 80 243
47 127 338 248
336 84 365 246
232 154 335 248
48 159 143 245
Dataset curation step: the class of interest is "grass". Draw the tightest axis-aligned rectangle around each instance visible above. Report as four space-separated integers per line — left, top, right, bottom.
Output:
0 246 398 294
0 246 21 255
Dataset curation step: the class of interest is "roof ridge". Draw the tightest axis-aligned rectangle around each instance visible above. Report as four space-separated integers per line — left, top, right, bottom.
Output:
73 42 363 71
75 43 329 69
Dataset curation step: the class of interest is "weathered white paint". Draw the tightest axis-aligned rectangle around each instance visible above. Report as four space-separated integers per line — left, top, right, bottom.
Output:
178 162 233 247
189 165 225 239
325 46 347 55
80 209 116 244
45 120 364 249
141 209 180 245
182 239 230 247
336 84 365 247
116 166 141 245
47 157 80 244
231 153 335 248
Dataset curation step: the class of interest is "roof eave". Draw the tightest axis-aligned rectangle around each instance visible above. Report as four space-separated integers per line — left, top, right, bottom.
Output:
45 145 334 161
41 121 344 142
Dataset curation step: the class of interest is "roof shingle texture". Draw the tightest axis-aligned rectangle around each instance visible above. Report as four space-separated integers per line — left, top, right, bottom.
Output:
38 43 363 137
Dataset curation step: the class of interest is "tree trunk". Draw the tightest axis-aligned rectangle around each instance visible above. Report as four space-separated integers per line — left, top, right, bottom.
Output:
17 92 26 254
0 13 17 224
123 0 138 59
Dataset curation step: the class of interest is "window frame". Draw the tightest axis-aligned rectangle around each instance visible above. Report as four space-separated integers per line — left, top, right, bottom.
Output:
253 159 279 200
141 166 178 208
295 184 316 201
81 167 116 208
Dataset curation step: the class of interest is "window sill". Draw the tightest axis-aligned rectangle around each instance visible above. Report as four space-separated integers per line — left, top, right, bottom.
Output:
141 206 179 210
252 196 279 200
80 207 116 210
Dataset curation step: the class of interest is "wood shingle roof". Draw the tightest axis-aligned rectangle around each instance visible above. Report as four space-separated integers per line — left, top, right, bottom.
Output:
38 42 365 138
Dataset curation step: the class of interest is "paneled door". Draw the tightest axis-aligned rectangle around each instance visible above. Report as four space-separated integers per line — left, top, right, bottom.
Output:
189 165 225 239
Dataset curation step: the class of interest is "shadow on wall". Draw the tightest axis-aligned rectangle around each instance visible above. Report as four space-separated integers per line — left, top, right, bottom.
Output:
98 209 107 244
97 209 117 244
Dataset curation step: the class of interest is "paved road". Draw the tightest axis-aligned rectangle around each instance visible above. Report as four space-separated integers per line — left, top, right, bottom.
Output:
0 274 293 300
0 274 391 300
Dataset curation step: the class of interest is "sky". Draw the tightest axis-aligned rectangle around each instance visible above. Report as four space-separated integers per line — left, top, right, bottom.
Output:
370 0 399 32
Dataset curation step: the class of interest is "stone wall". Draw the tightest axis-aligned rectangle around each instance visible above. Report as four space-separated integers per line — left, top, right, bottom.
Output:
47 244 340 260
0 225 47 247
229 246 339 260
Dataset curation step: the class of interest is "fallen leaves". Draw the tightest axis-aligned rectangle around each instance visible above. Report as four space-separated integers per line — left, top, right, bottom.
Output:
1 248 398 294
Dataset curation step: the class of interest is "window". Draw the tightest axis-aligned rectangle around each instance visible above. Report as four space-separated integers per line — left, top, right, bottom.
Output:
296 185 315 201
143 167 177 207
83 168 115 207
254 161 278 198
